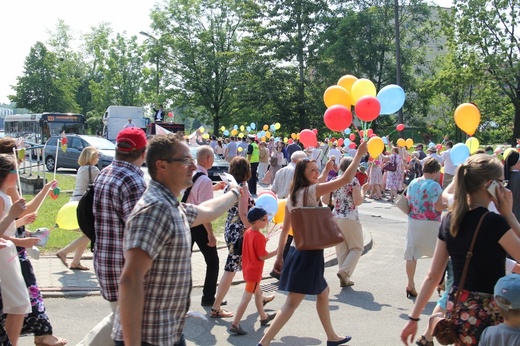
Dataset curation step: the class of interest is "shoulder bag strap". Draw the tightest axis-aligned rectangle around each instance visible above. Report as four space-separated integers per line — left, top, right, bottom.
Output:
449 211 489 319
88 165 92 184
181 171 205 203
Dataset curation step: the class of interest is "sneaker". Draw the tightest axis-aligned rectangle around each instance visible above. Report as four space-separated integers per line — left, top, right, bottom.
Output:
229 324 248 335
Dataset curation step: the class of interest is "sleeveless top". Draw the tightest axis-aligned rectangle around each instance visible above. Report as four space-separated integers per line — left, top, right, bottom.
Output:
0 190 16 237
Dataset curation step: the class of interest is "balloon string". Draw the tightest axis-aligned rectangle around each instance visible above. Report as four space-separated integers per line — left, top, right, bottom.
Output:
53 140 59 181
8 248 25 262
12 148 22 196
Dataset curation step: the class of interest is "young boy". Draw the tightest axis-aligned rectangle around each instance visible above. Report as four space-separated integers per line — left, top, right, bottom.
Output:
478 274 520 345
229 206 277 335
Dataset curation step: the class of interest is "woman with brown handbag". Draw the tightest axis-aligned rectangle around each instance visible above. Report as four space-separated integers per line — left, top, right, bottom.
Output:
400 154 520 346
257 142 367 346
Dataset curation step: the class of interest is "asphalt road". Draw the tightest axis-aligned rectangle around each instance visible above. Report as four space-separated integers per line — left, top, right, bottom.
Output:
17 199 439 346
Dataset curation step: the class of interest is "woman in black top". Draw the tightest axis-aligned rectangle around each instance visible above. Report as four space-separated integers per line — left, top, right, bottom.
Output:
401 154 520 346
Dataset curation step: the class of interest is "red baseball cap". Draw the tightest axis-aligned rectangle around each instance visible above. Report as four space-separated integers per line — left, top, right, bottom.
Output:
116 128 147 152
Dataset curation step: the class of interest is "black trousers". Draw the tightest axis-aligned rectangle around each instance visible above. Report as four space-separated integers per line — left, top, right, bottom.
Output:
191 224 219 303
248 162 259 195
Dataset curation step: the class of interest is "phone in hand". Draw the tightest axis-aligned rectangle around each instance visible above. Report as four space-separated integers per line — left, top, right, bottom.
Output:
487 180 499 199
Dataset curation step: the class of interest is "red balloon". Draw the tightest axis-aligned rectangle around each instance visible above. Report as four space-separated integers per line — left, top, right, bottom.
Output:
369 133 377 138
396 123 405 131
349 134 356 141
337 138 344 146
168 112 173 117
323 105 353 132
299 129 317 148
359 130 364 137
349 142 357 149
288 138 294 144
331 137 336 142
312 128 318 134
436 144 443 151
355 96 381 122
367 128 374 137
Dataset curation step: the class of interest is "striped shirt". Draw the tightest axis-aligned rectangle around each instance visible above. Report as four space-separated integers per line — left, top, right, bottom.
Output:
112 179 198 344
93 160 146 302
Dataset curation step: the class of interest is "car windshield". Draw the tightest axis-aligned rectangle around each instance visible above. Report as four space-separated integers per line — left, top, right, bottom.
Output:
83 136 116 150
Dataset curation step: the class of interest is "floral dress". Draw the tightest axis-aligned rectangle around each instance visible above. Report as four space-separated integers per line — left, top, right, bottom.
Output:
223 190 255 272
385 154 403 190
368 157 383 185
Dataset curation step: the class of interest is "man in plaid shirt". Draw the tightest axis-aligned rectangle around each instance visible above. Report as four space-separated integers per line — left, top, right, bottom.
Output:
78 127 147 346
113 133 243 346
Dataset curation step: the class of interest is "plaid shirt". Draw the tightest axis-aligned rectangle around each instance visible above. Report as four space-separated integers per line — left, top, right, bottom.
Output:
93 160 146 302
113 180 198 344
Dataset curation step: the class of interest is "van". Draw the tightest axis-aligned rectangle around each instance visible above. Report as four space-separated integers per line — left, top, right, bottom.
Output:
102 106 149 142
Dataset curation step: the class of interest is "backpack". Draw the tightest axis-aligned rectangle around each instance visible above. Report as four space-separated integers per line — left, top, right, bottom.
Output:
76 166 96 250
181 172 205 203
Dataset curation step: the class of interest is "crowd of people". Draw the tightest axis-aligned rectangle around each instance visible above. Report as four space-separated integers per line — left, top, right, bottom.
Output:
0 129 519 346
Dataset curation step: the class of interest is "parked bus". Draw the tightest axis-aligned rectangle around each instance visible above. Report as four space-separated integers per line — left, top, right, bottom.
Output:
4 113 86 144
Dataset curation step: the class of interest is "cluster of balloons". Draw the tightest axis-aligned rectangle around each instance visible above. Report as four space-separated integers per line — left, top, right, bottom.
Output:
219 122 281 141
322 75 407 134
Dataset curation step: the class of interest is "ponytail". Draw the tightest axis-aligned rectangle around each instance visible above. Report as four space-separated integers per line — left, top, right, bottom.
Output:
450 164 469 237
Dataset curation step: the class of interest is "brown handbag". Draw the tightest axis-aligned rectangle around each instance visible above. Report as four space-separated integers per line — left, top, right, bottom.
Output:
290 187 344 250
431 211 489 345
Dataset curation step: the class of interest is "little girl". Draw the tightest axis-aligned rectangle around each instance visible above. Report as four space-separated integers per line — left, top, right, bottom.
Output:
0 154 35 346
368 156 383 200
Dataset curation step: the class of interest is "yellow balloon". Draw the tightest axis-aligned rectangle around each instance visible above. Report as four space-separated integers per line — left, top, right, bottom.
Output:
240 125 245 131
273 199 287 224
238 133 244 138
238 147 243 152
220 126 226 131
405 138 414 149
284 137 288 143
351 78 377 104
275 122 281 130
202 133 209 139
337 75 358 95
261 136 266 141
296 133 300 139
397 138 406 147
323 85 351 109
265 131 271 138
465 137 479 154
291 133 296 139
454 103 480 136
367 136 385 158
231 129 238 136
263 124 269 131
56 201 79 230
199 127 205 133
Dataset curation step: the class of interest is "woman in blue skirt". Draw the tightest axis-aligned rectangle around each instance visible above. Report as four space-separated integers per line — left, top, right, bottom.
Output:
258 142 367 346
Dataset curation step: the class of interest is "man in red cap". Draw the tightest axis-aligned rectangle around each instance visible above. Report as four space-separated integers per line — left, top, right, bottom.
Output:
78 127 147 345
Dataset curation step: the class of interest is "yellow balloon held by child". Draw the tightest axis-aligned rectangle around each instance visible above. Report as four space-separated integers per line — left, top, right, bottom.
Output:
465 137 480 154
56 201 80 230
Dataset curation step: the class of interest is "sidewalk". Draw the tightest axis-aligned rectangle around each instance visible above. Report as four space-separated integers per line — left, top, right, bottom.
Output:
31 226 372 297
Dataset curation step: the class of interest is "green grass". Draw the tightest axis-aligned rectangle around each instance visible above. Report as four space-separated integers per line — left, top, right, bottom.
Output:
26 173 227 254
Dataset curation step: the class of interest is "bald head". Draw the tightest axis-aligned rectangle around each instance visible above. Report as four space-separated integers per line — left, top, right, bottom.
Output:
291 150 307 163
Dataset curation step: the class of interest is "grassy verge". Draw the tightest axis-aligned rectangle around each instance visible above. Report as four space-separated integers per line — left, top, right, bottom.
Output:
25 173 227 254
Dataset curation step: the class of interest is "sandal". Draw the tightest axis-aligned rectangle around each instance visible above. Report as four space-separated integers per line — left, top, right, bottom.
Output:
415 335 434 346
34 335 68 346
210 308 233 318
69 263 89 271
262 295 275 306
229 323 247 335
56 252 68 268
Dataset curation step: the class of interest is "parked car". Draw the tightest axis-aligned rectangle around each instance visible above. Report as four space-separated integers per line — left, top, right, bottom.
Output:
44 134 115 171
189 146 229 181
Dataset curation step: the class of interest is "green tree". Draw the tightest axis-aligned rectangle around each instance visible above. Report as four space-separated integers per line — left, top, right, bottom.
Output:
452 0 520 144
9 42 80 113
151 0 249 134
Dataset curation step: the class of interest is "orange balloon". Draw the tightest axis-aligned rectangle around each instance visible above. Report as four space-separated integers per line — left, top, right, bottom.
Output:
454 103 480 136
323 85 351 109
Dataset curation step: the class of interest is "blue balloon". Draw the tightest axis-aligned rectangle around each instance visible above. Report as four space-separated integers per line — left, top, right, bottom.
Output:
377 85 406 115
382 137 389 145
258 131 265 137
255 194 278 222
450 143 470 166
344 128 351 135
270 124 276 132
233 124 238 130
246 126 251 132
223 129 230 136
344 139 351 146
250 123 256 130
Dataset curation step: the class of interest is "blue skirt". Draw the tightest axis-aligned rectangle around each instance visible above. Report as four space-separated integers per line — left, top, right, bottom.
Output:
279 246 327 295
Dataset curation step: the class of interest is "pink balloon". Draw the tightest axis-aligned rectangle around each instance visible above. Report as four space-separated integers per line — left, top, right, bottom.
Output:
312 128 318 134
323 105 353 132
337 138 344 146
367 128 374 137
258 190 276 199
349 142 357 149
299 129 317 148
396 123 405 131
349 134 356 141
355 96 381 122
